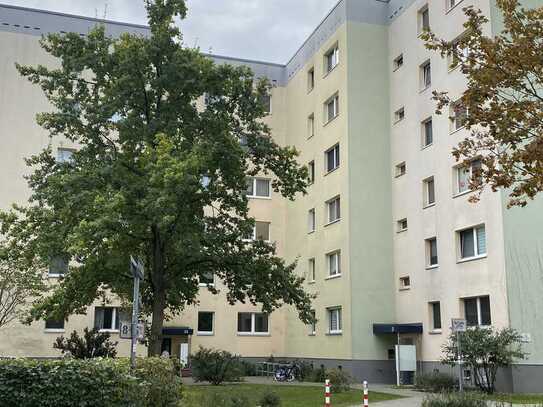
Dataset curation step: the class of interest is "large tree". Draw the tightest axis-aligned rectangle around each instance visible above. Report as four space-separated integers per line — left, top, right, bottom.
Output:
423 0 543 207
0 0 313 355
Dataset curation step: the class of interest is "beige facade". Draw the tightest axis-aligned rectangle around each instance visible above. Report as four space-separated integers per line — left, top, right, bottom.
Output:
1 0 543 392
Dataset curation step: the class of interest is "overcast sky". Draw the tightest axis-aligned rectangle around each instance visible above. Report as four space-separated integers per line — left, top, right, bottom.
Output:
2 0 339 63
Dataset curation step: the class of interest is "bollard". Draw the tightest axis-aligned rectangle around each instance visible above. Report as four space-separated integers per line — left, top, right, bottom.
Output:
325 379 331 406
363 381 369 406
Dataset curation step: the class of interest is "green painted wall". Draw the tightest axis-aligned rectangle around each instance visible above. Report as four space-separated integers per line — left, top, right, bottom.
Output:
346 21 396 360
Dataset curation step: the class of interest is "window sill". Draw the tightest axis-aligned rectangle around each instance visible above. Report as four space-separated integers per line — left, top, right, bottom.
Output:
426 265 439 270
399 287 411 291
457 254 487 264
44 329 65 333
326 331 343 336
396 229 408 234
429 329 443 335
393 118 405 125
197 332 214 336
452 189 473 199
237 333 271 337
450 126 466 135
247 196 272 200
445 0 465 15
419 85 431 94
393 65 402 73
395 173 406 179
325 167 340 176
324 114 339 127
307 87 314 95
324 219 341 227
423 203 436 210
99 329 120 333
308 333 316 337
47 274 65 279
325 274 342 281
199 283 215 287
308 230 316 235
308 280 316 285
421 143 433 151
448 64 460 73
323 64 338 79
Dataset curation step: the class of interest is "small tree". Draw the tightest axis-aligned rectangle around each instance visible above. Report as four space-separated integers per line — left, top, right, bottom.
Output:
53 328 118 358
441 327 527 393
191 346 243 385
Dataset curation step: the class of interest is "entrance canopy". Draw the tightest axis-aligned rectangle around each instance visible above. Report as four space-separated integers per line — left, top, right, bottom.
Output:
373 323 423 335
162 327 194 336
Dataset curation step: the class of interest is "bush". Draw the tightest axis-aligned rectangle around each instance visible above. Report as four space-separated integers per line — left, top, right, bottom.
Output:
240 360 258 376
295 360 314 382
415 372 456 392
191 346 244 385
53 328 118 359
422 392 487 407
310 364 326 383
0 357 182 407
259 390 282 407
327 368 352 393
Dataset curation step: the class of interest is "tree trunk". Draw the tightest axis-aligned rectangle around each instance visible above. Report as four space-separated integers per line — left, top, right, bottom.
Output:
148 225 167 357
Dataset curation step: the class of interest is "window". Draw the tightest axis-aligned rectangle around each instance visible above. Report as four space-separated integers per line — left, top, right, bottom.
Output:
418 5 430 33
327 307 342 334
308 209 316 233
393 54 404 70
426 237 439 267
456 159 482 195
463 296 491 327
395 162 406 177
325 94 339 123
308 161 315 184
326 251 341 277
197 312 214 335
326 196 341 224
199 272 214 286
399 276 411 290
237 312 269 335
430 302 442 330
447 0 464 11
451 101 468 131
254 221 271 241
259 94 272 114
94 307 124 331
423 176 435 207
394 107 405 123
325 144 340 173
309 310 316 335
422 118 433 147
449 34 470 69
49 256 68 277
45 318 65 331
324 44 339 74
308 258 316 282
308 114 315 138
397 218 408 232
420 61 432 89
308 68 315 92
245 177 271 198
459 225 486 260
56 148 74 163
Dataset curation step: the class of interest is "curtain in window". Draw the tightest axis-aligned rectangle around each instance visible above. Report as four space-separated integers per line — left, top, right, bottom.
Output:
458 166 470 193
245 178 254 196
255 179 269 197
476 226 486 255
460 229 475 258
329 310 339 332
94 307 105 330
255 222 270 241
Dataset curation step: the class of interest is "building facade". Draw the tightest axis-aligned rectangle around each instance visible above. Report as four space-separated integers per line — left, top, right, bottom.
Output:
1 0 542 393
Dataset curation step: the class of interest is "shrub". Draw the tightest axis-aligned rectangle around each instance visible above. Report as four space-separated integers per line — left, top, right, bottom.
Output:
259 390 282 407
0 357 182 407
191 346 244 385
422 392 487 407
295 360 314 382
415 372 456 392
53 328 118 359
327 368 352 393
240 360 258 376
310 364 326 383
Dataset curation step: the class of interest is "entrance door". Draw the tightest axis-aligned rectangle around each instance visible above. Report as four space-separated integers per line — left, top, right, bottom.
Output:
179 343 189 367
161 338 172 355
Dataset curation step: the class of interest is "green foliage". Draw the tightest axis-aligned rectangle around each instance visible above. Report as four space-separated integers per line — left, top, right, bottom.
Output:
1 0 313 356
0 357 181 407
53 328 118 358
327 368 352 393
310 364 326 383
422 392 487 407
191 347 244 385
191 391 251 407
240 360 258 376
415 372 456 392
259 390 282 407
295 360 315 382
441 327 526 394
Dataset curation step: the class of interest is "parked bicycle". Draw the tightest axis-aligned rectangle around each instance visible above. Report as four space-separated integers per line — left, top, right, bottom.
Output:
274 362 300 382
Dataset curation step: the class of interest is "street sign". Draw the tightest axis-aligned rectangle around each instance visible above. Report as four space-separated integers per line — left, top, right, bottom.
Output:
120 321 145 340
451 318 467 333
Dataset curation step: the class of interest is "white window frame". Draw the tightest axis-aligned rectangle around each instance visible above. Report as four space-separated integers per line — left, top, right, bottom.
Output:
397 218 408 233
423 176 436 207
308 114 315 139
308 160 315 184
393 54 404 71
458 224 487 261
325 144 340 173
324 44 339 75
448 33 470 69
446 0 464 12
237 312 270 336
418 4 430 34
94 307 121 333
245 177 271 199
309 310 316 336
326 251 341 278
399 276 411 290
249 221 271 242
197 311 215 336
56 147 75 163
44 318 65 333
422 117 433 148
463 296 491 327
199 272 215 287
308 67 315 92
394 107 405 123
420 60 432 90
454 159 482 196
450 100 468 132
395 162 406 178
324 94 339 123
426 237 439 268
308 208 316 233
327 307 342 335
308 258 316 283
430 301 442 332
326 196 341 224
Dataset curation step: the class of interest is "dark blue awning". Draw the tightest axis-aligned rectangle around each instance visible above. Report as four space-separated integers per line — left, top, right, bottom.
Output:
373 323 423 335
162 327 193 336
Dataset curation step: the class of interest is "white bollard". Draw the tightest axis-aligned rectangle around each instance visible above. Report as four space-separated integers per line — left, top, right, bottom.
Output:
363 380 369 406
325 379 331 406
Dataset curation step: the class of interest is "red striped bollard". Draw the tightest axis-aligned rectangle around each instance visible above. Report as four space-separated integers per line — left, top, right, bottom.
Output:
324 379 331 406
362 381 369 406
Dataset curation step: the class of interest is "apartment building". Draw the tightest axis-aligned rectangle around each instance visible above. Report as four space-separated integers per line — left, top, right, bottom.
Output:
0 0 542 393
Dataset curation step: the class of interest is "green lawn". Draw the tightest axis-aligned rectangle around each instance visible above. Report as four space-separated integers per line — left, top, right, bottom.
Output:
489 393 543 405
183 384 403 407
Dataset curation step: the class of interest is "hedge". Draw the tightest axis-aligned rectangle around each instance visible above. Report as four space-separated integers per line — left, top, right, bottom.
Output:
0 357 182 407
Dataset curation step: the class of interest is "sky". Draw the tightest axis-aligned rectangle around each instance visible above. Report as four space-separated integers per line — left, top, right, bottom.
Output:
1 0 339 63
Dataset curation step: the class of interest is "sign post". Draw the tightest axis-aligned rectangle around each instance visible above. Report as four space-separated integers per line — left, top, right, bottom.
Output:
130 256 144 371
451 318 467 392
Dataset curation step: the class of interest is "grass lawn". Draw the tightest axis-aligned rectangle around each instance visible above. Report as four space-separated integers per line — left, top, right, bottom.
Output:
183 383 403 407
489 393 543 405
